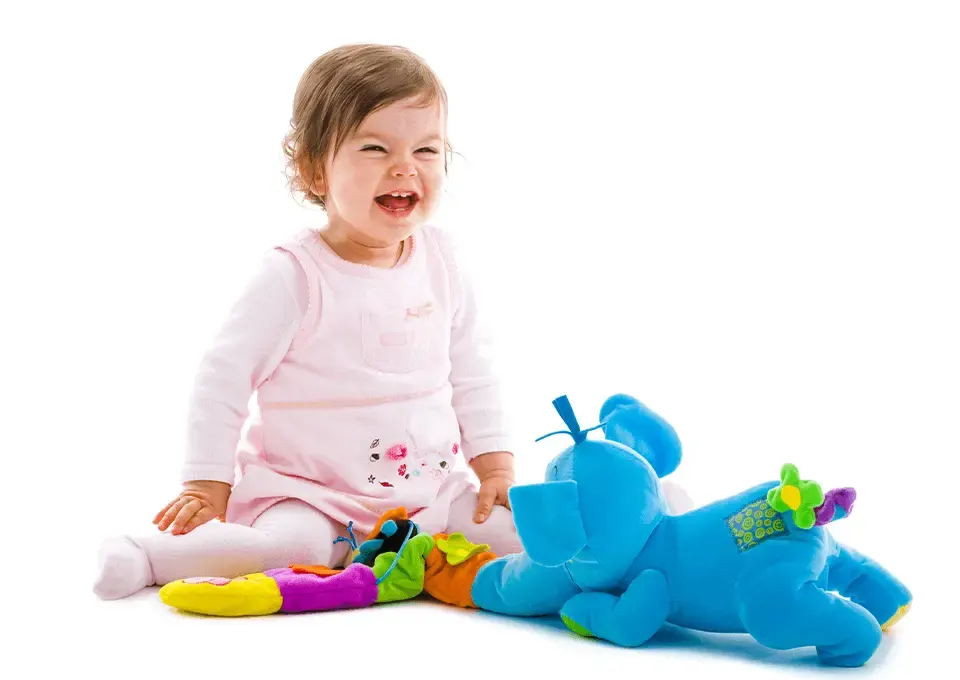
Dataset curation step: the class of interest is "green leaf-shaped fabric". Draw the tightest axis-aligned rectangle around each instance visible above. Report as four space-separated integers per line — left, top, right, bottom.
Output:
436 532 491 566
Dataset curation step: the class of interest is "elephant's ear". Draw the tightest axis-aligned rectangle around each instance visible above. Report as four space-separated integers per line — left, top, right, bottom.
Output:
599 394 682 478
508 481 586 567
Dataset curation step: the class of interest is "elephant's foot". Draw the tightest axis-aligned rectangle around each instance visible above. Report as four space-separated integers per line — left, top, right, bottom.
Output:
561 613 595 637
559 569 669 647
881 602 911 632
826 543 913 632
739 579 883 667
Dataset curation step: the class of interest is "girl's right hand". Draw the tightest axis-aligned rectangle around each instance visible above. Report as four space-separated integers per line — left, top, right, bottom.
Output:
153 480 232 535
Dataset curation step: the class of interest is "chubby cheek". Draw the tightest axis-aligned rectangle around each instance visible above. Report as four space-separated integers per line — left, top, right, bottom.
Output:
325 159 373 203
331 181 376 218
418 169 445 214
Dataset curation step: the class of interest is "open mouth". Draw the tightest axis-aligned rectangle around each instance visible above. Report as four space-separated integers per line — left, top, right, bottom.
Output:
375 190 420 218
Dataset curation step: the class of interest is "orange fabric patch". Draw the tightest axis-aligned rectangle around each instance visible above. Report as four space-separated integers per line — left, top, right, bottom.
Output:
366 507 409 541
423 533 497 608
289 565 342 577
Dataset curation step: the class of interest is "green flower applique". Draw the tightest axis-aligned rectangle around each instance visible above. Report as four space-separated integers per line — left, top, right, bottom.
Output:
767 463 824 530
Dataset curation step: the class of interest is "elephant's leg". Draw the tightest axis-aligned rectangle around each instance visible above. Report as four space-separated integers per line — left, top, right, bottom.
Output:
471 553 580 616
559 569 670 647
738 571 883 667
826 544 912 632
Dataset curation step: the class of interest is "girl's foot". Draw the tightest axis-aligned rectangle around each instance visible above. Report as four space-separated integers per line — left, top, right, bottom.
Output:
93 536 154 600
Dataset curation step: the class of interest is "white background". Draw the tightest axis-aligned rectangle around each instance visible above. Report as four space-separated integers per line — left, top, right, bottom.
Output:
2 1 956 677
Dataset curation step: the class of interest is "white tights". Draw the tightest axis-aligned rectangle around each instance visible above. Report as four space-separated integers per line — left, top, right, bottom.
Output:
93 489 521 600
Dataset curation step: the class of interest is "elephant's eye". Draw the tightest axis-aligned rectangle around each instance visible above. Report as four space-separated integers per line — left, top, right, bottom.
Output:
553 464 559 476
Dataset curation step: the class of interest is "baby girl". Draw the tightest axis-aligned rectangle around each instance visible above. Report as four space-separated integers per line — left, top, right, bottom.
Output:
93 43 522 599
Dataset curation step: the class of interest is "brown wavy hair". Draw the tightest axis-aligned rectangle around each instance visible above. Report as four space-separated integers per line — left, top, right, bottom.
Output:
282 44 452 209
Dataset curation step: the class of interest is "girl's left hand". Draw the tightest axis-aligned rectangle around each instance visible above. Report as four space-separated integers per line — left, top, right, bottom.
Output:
469 450 516 523
474 473 513 523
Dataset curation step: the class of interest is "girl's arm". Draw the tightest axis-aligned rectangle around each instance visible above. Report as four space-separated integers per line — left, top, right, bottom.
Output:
443 234 516 468
179 249 308 485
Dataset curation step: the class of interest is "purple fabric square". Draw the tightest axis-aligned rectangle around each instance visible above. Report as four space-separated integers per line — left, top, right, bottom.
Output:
265 563 378 613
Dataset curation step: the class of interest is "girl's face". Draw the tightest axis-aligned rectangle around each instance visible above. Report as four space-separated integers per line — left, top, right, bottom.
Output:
317 96 446 248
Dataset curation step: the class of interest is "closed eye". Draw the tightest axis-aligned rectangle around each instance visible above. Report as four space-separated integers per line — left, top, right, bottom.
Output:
360 145 438 154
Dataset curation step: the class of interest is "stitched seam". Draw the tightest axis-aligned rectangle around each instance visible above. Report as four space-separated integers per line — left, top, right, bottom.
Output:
562 562 582 592
262 384 447 410
431 228 463 318
275 242 321 350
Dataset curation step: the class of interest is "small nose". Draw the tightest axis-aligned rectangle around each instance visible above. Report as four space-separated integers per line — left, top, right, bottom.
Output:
391 160 417 177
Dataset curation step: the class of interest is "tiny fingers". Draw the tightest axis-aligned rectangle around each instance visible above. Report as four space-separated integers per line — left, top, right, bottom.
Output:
180 506 216 534
170 499 203 535
156 498 189 531
474 487 496 523
152 498 179 525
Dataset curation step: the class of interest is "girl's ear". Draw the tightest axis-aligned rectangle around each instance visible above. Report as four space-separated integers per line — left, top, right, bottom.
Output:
297 155 325 198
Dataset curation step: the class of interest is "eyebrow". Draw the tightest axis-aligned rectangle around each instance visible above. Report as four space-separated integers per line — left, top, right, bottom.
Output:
355 132 443 145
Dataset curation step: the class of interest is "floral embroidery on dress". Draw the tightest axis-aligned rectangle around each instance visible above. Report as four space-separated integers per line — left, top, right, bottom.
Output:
386 444 408 461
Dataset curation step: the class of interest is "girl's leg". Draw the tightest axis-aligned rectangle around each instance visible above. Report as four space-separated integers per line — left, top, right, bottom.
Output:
93 499 350 600
445 488 523 557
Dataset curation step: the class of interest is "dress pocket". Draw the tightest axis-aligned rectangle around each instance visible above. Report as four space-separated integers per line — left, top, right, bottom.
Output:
360 303 442 373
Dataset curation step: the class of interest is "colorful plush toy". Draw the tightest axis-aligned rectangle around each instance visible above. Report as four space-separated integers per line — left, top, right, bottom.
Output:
159 393 911 668
471 394 912 667
159 506 497 616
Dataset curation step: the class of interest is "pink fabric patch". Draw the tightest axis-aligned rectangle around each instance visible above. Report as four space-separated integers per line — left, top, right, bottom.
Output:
386 444 408 460
183 576 241 586
380 332 407 347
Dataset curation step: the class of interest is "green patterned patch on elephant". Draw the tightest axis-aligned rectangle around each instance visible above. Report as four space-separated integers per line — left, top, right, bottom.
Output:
726 498 789 552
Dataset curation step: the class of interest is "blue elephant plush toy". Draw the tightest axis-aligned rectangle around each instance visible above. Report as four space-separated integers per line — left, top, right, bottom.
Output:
471 393 912 667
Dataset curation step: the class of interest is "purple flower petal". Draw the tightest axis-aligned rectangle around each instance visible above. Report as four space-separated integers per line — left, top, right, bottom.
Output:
813 487 857 526
814 502 836 526
833 487 857 512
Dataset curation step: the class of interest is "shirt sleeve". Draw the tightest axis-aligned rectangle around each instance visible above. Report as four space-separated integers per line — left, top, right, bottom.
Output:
441 232 516 462
179 249 309 484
